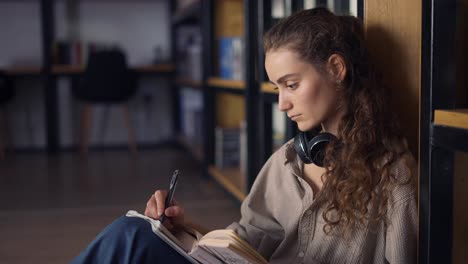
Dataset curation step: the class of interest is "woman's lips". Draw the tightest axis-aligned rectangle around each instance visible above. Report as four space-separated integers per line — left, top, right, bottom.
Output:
289 114 301 120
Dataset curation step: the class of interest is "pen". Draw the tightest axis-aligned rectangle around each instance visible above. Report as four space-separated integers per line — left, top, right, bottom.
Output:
160 169 179 224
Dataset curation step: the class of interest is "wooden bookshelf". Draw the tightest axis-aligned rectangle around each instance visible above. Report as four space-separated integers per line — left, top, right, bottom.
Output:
434 109 468 129
51 64 84 74
261 82 278 94
1 64 175 76
208 165 246 202
207 77 245 90
2 66 41 75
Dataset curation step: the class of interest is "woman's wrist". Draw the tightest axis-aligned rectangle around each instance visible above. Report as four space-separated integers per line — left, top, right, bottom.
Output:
183 218 211 235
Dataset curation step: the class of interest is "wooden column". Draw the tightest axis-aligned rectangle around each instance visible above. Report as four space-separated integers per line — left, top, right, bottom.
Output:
364 0 423 261
364 1 422 158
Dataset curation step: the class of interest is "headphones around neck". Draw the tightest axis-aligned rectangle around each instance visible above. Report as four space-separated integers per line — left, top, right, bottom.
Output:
293 129 337 167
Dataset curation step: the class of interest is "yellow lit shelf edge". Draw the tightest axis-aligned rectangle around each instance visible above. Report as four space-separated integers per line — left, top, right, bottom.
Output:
434 109 468 130
207 77 245 90
261 82 278 94
208 165 246 202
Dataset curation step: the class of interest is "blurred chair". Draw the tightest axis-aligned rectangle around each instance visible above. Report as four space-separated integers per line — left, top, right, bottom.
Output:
73 49 138 156
0 72 14 159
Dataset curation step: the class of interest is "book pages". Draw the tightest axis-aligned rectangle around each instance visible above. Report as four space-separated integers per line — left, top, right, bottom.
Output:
202 230 267 263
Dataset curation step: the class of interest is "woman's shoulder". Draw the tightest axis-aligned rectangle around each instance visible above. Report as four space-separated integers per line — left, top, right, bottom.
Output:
254 139 298 183
267 138 296 164
387 151 418 207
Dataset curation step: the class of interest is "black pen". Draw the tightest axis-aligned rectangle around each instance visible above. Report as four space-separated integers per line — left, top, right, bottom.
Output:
160 169 179 224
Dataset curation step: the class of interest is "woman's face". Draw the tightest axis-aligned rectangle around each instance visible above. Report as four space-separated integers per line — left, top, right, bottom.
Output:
265 49 345 134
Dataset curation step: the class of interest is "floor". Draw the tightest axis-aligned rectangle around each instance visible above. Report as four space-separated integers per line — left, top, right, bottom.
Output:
0 147 241 264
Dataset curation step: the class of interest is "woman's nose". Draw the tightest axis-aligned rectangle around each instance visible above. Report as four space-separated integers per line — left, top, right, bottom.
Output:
278 92 292 112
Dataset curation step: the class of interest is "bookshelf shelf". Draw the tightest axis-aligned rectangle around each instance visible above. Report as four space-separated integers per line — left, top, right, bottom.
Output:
434 109 468 130
175 78 203 88
203 0 260 196
261 82 278 94
51 64 84 74
134 64 175 73
2 66 41 75
2 64 175 76
418 0 468 262
208 165 246 202
207 77 245 90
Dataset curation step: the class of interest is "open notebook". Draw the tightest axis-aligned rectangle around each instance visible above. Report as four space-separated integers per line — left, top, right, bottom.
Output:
126 210 268 264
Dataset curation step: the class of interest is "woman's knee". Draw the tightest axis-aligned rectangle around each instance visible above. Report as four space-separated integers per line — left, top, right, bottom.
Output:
72 216 175 263
106 216 183 259
106 216 150 232
95 216 154 242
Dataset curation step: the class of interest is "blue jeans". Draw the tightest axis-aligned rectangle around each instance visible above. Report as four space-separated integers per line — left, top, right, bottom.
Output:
71 216 192 264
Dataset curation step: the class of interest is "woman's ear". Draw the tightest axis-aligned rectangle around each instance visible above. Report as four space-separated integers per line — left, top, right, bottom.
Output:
326 54 347 83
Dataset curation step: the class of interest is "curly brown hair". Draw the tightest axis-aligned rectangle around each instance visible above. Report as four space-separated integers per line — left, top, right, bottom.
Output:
264 8 412 234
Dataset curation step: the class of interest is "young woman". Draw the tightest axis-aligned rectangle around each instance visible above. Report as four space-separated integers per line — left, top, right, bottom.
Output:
72 7 417 264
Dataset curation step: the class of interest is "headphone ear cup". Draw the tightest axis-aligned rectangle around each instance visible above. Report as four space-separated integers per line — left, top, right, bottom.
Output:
308 132 337 167
294 132 313 164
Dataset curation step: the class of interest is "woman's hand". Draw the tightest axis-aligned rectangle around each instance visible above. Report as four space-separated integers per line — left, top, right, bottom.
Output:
144 190 185 230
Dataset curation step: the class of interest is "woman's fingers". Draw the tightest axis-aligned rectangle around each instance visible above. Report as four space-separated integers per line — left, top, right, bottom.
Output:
165 204 184 217
165 204 185 227
154 190 167 216
144 190 185 229
144 194 157 218
144 190 167 219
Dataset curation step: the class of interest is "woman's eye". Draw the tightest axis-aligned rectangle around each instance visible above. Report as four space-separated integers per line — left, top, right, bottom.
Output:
286 83 298 89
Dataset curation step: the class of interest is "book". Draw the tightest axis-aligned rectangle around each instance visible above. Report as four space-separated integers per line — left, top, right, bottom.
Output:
219 37 244 81
175 26 202 81
180 87 204 146
126 210 267 264
215 126 241 169
53 40 84 65
239 120 247 175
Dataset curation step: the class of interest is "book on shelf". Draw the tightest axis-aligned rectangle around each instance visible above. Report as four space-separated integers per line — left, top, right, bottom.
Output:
180 87 204 146
239 120 247 174
53 40 84 65
219 37 244 81
271 0 290 18
176 27 203 81
126 210 267 264
215 126 241 169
